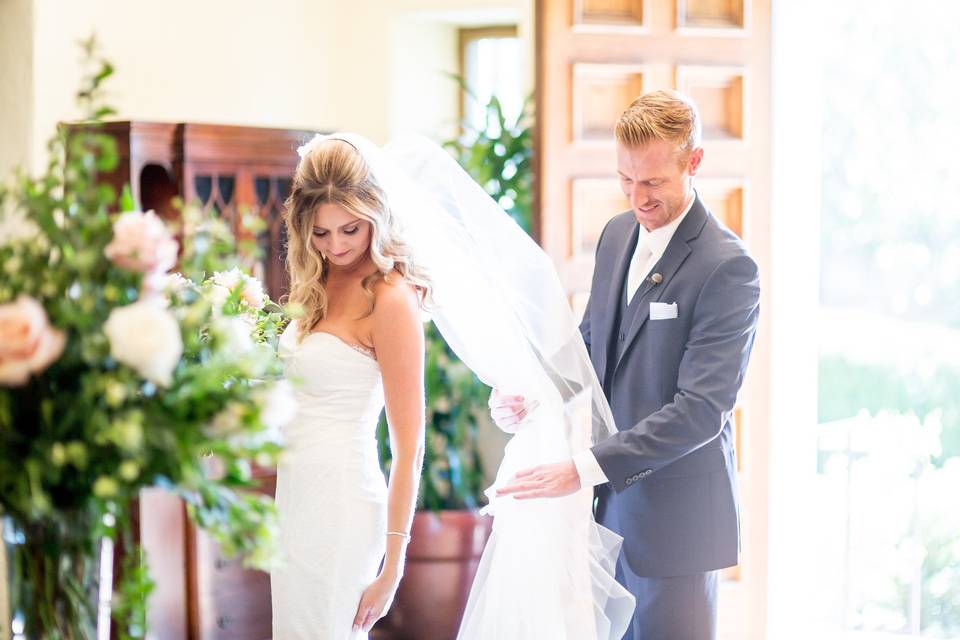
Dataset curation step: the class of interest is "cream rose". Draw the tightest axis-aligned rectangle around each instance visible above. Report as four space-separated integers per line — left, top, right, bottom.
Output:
103 299 183 387
163 272 192 295
0 295 66 386
215 315 256 354
212 267 265 309
240 276 265 309
0 200 42 248
104 210 178 275
212 267 243 291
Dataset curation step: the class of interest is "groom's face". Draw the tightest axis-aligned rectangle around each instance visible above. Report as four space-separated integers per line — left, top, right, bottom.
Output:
616 139 702 231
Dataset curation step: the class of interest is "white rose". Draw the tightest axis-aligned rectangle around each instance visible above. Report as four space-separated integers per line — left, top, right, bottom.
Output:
208 284 232 309
216 315 255 354
212 267 244 291
104 299 183 387
163 272 192 295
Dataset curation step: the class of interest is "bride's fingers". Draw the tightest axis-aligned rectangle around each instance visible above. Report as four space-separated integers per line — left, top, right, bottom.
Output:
514 467 538 478
354 593 376 630
352 607 368 632
361 608 378 632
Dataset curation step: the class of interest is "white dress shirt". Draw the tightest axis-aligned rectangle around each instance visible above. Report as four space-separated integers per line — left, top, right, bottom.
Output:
572 195 695 488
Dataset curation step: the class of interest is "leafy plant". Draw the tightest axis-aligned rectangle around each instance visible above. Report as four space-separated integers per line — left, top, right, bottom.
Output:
444 79 534 234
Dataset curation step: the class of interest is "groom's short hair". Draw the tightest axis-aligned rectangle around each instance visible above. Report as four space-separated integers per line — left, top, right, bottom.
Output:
615 90 702 156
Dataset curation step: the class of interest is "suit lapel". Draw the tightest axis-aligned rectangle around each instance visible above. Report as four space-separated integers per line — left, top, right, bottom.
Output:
614 198 709 373
594 221 639 388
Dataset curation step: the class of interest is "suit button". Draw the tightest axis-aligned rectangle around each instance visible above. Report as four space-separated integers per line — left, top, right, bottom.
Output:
642 469 652 476
625 477 634 486
618 332 625 342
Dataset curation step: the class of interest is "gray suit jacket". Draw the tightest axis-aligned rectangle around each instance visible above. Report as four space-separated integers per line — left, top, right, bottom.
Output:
581 196 760 577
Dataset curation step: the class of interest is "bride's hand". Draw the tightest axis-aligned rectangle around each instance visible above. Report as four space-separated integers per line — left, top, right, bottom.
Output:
352 571 400 633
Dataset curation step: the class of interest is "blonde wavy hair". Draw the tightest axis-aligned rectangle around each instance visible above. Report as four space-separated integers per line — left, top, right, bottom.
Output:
615 90 702 163
284 138 433 340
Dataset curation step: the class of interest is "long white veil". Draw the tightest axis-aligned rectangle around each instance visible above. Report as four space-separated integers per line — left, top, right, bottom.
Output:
298 133 634 639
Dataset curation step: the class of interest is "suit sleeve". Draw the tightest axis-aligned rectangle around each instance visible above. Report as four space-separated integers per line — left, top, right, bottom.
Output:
591 253 761 493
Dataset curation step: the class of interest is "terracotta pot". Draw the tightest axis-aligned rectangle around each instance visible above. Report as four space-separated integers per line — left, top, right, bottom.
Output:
374 510 492 640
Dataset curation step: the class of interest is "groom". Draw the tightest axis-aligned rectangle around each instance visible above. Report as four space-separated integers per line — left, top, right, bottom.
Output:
495 90 760 639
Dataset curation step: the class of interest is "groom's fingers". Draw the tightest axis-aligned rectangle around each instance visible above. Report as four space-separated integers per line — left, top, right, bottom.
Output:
497 475 547 495
490 400 541 430
496 481 533 496
489 391 524 408
490 405 525 422
511 490 546 500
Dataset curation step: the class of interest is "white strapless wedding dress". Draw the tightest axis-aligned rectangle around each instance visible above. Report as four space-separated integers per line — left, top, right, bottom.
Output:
271 325 387 640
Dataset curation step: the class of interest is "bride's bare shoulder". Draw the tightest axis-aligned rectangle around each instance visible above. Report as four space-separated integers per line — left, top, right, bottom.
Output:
371 273 421 316
370 274 423 360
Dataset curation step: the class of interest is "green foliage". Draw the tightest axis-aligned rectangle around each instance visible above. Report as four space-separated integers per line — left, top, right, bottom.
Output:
443 78 534 234
0 37 288 635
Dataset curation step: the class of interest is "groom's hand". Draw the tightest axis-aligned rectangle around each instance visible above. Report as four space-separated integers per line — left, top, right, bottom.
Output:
496 460 581 499
488 388 539 433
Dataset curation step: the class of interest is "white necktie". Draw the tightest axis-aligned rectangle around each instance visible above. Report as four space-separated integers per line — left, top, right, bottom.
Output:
626 235 652 304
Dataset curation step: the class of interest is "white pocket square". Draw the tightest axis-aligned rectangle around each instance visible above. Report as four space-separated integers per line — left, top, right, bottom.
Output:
649 302 678 320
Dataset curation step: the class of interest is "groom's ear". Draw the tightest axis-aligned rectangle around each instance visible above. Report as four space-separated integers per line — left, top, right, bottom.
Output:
684 147 704 177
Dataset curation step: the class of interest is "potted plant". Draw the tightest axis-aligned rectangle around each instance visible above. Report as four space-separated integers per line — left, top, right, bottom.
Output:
372 88 533 640
0 41 289 639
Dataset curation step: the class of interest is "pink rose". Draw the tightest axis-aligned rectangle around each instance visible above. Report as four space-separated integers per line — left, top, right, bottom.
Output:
104 210 178 275
0 295 66 386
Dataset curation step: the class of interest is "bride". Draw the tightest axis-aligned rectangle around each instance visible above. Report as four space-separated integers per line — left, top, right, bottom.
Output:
271 137 430 638
271 132 634 639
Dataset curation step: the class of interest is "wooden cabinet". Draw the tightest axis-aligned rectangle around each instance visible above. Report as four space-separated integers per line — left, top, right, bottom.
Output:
186 472 277 640
87 121 316 638
95 121 314 300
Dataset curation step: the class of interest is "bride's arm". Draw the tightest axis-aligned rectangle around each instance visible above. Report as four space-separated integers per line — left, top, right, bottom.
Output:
353 278 426 632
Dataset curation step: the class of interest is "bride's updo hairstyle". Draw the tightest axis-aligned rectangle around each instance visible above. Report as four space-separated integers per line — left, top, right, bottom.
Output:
284 138 432 340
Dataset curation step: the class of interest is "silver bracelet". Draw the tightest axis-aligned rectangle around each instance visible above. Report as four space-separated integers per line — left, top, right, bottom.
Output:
386 531 411 541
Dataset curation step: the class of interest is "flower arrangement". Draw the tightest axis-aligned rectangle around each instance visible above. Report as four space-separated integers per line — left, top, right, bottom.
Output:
0 39 290 638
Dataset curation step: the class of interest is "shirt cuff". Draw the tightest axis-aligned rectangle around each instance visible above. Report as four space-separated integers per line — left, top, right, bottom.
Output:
572 448 609 488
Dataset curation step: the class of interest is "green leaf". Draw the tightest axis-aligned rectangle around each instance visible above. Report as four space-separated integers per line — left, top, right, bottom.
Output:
120 184 136 211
